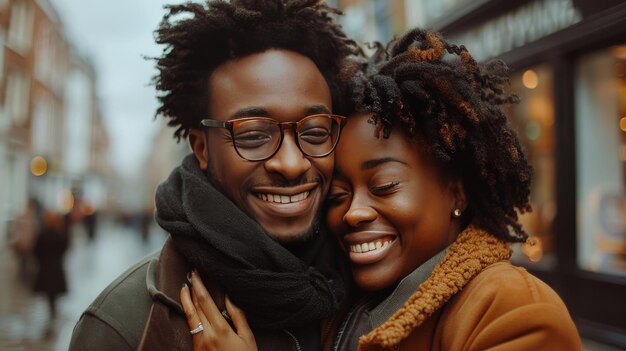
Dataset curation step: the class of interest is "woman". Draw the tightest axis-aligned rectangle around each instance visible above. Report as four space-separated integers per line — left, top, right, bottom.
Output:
181 28 582 350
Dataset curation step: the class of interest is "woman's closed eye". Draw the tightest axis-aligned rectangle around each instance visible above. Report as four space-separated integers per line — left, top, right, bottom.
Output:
370 181 400 195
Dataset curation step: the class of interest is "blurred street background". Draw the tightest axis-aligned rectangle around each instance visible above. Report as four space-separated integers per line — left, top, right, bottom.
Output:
0 0 625 350
0 219 166 351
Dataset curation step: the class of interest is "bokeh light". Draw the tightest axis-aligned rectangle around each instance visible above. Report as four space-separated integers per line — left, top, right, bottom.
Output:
30 156 48 176
522 69 539 89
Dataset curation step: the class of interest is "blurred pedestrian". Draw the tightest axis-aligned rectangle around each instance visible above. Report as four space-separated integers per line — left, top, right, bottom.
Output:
33 211 69 321
82 202 98 241
9 198 41 283
140 208 152 243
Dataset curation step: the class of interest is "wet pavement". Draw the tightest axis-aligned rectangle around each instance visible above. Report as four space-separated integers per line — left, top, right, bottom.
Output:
0 219 166 351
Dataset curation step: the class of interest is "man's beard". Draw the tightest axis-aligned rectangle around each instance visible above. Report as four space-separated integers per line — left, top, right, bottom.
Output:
271 215 322 246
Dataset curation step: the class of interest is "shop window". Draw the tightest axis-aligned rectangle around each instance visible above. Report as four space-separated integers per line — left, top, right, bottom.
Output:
404 0 472 28
575 45 626 277
35 23 53 84
7 0 34 55
506 64 557 268
4 69 30 125
0 30 5 84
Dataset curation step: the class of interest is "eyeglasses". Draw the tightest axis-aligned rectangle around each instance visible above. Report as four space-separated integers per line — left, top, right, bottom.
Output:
200 114 347 161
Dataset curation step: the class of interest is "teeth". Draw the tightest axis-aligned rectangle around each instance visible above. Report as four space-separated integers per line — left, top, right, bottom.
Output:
257 191 311 204
349 239 394 253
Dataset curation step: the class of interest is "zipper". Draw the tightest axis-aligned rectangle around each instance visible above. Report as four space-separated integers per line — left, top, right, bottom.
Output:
321 312 341 351
284 329 302 351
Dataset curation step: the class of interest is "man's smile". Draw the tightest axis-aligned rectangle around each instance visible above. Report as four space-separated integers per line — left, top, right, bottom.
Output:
257 191 310 204
249 182 319 218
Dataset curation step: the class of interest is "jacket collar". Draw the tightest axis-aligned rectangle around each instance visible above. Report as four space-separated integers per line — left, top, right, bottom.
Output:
139 237 195 351
146 236 190 315
358 226 512 350
369 248 446 328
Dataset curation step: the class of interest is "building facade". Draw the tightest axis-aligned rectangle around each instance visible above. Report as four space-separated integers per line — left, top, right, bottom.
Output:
0 0 109 247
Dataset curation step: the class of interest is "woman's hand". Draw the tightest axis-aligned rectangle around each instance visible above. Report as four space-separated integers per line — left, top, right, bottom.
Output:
181 271 257 351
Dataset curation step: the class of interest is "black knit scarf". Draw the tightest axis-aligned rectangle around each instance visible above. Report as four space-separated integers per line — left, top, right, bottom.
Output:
155 154 347 330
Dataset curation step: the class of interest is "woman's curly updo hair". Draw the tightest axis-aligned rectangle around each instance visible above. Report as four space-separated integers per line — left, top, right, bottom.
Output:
154 0 358 140
347 28 532 242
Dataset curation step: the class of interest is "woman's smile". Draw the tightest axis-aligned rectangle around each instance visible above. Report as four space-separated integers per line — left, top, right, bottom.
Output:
342 230 398 265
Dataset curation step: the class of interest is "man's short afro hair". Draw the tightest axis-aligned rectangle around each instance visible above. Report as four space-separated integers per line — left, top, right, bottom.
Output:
153 0 358 140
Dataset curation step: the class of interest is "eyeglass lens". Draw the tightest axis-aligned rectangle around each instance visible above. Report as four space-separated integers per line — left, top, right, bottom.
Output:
231 115 340 161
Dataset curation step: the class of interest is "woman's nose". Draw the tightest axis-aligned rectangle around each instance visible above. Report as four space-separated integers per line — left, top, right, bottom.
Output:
343 206 377 227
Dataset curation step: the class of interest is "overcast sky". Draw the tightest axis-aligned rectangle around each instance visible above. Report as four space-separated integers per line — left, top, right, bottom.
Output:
50 0 176 177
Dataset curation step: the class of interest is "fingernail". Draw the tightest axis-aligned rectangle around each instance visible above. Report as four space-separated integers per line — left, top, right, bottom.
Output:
182 283 188 289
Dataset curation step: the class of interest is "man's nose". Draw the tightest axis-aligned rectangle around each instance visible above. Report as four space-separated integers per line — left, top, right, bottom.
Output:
264 133 311 180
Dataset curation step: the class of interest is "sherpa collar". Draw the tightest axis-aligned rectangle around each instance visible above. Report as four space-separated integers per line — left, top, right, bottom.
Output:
358 225 512 350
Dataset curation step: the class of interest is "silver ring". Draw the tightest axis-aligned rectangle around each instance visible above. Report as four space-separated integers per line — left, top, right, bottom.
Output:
190 322 204 335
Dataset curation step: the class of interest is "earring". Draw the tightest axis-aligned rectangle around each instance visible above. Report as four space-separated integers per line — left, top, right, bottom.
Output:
452 208 462 218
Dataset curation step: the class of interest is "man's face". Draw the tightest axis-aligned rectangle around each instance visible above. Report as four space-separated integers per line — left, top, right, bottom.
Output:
189 49 334 243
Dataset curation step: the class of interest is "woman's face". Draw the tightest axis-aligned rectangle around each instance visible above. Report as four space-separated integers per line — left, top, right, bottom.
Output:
326 113 464 291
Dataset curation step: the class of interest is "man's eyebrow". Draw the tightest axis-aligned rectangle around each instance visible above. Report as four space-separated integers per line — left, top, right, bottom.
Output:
230 105 330 119
231 107 269 119
361 157 407 170
306 105 331 115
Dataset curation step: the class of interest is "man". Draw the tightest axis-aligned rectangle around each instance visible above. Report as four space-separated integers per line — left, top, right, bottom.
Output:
69 1 357 350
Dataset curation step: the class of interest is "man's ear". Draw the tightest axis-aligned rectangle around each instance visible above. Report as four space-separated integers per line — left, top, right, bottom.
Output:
188 129 209 170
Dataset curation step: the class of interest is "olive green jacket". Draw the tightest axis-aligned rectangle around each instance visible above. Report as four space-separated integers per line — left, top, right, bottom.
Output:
69 238 310 351
68 240 180 350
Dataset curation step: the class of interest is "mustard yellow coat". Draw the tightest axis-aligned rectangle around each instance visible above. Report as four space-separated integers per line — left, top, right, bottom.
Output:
357 227 583 351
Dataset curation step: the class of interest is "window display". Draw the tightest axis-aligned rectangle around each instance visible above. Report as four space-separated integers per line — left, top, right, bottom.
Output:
575 46 626 276
506 64 556 267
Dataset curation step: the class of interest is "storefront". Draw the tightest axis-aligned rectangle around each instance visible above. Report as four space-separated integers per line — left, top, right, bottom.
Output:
418 0 626 347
